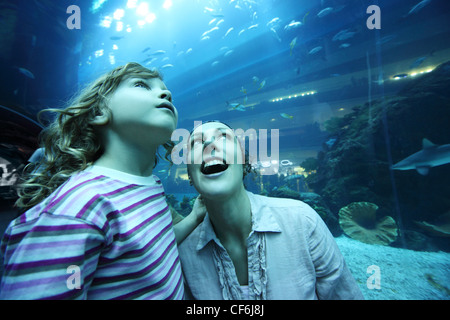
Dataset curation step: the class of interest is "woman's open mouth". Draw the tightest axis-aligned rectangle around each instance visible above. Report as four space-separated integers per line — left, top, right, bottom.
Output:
200 159 228 175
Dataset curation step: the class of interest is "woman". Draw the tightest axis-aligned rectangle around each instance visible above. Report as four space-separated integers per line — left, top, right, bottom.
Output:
178 121 364 300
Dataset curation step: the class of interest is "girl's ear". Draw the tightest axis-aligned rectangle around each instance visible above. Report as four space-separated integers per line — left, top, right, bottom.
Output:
88 112 109 126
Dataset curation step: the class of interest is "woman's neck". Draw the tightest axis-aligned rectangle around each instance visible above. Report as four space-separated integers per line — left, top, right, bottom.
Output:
205 186 252 245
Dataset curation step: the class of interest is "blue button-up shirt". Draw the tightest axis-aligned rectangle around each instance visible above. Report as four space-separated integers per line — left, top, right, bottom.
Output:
178 191 364 300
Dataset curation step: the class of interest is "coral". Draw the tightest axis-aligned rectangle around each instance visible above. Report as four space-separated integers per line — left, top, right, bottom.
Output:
308 61 450 249
299 192 341 236
414 211 450 238
338 202 398 245
178 195 196 217
424 274 450 295
268 186 301 200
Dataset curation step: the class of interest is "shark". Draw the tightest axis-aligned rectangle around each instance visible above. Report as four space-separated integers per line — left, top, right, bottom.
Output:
392 138 450 175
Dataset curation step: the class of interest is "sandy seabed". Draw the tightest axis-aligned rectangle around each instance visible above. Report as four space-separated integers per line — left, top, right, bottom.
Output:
334 235 450 300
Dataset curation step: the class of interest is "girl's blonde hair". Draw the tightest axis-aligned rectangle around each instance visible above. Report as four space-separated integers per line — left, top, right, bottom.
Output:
16 62 174 211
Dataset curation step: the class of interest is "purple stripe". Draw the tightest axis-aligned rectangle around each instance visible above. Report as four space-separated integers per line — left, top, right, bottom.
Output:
96 235 177 284
2 273 69 291
100 218 173 263
110 246 181 300
107 196 167 231
12 238 90 251
115 203 169 240
152 266 184 300
89 240 180 297
76 184 137 219
121 191 164 213
5 222 99 244
4 243 103 272
45 174 105 212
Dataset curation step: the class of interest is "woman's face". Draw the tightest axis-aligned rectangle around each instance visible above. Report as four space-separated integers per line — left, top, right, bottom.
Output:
187 122 245 200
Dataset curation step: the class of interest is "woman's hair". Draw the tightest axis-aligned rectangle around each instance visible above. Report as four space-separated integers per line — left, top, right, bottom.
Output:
16 62 174 211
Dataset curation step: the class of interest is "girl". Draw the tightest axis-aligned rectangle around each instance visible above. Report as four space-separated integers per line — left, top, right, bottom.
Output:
0 62 204 299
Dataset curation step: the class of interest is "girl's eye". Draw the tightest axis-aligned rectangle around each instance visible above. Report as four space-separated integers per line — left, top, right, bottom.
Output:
135 81 149 89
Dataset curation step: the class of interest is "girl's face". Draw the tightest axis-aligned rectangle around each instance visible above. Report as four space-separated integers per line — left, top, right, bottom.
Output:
106 76 178 146
187 122 245 200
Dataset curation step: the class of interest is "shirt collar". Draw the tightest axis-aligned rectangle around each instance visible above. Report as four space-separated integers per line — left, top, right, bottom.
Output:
196 191 282 251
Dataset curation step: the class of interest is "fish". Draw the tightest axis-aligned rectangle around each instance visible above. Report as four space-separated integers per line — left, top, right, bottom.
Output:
258 80 266 90
16 67 35 79
303 12 310 24
238 29 245 36
211 61 219 67
289 37 297 56
186 48 193 54
201 26 219 38
325 138 337 148
376 34 397 45
201 36 210 41
142 57 157 64
110 36 124 40
284 20 302 30
252 76 259 83
392 73 408 80
270 27 281 42
248 24 258 30
208 18 217 25
392 138 450 175
280 113 293 119
308 46 323 55
332 29 357 41
409 51 434 69
161 64 173 69
227 102 246 111
240 86 247 94
404 0 431 17
224 50 234 57
142 47 151 53
224 27 234 38
267 17 280 27
286 174 302 180
317 7 333 18
339 43 351 48
149 50 166 56
216 19 224 27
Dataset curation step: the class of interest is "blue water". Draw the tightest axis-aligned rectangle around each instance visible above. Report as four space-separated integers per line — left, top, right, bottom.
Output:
1 0 450 299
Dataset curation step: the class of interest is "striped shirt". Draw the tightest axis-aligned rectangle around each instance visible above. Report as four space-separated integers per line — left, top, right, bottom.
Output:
0 166 184 300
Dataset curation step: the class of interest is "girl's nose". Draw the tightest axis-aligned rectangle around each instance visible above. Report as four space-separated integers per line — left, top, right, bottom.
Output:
160 90 172 102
